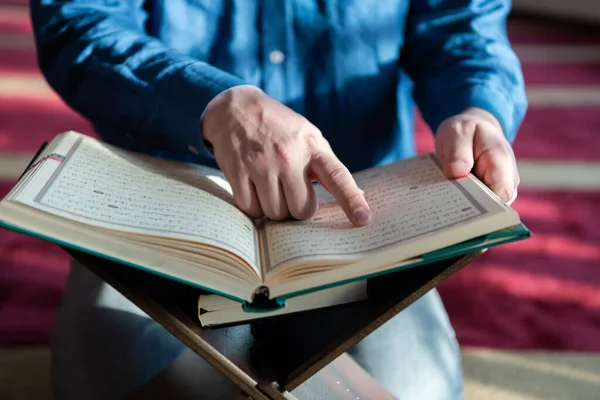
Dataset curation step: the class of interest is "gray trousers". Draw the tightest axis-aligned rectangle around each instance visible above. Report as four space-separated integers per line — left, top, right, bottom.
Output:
51 260 463 399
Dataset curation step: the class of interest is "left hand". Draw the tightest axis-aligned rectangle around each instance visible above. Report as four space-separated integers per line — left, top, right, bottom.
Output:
435 108 519 205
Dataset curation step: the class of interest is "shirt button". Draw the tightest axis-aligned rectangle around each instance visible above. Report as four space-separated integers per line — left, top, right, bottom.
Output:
269 50 285 64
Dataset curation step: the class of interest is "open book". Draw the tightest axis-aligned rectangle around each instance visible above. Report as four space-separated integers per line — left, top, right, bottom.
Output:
0 131 530 310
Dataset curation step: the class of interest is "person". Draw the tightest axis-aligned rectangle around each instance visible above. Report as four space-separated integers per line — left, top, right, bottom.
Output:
30 0 527 398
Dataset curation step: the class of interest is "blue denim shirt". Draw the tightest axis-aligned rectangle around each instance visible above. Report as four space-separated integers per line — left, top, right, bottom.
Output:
31 0 527 173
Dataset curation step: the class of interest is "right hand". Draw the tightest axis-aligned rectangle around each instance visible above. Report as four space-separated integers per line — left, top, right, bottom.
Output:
201 85 372 226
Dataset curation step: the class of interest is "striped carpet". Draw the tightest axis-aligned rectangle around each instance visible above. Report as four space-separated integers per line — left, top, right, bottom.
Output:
0 2 600 399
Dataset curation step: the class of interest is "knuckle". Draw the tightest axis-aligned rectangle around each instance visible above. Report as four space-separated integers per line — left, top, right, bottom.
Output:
450 120 463 134
265 207 289 221
463 119 477 135
300 124 324 152
328 164 351 187
344 191 366 207
292 209 312 221
290 201 317 220
245 207 265 220
304 135 320 153
450 119 475 138
234 193 261 218
234 194 251 212
247 208 265 219
273 139 294 167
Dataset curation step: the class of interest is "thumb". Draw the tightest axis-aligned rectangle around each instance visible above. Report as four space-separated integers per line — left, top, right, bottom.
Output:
436 119 476 178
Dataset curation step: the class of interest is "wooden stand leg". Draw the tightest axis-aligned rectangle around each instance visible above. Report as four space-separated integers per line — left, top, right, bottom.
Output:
235 352 395 399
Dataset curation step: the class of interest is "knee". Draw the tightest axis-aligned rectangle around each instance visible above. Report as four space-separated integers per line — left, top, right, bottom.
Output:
349 290 463 399
52 308 186 399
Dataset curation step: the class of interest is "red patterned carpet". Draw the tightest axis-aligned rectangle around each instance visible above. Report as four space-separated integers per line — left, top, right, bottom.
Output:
1 4 600 351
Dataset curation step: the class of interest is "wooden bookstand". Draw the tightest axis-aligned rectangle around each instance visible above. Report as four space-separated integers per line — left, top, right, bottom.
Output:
67 249 483 399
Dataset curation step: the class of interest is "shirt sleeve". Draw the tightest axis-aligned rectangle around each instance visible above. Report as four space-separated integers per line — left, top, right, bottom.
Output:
401 0 528 143
30 0 247 158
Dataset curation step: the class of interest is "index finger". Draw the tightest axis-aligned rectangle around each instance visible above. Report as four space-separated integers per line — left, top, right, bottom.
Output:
310 151 372 226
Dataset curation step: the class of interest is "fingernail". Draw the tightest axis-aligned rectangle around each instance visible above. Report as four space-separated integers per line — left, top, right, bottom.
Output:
354 207 371 224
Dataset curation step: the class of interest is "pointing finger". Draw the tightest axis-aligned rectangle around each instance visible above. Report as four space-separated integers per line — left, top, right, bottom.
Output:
310 151 371 226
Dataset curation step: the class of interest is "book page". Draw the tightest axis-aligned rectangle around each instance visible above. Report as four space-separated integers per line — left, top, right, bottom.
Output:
261 154 488 273
14 134 261 275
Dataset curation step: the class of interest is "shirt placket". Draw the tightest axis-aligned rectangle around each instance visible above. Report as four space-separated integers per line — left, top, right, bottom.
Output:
260 0 288 102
